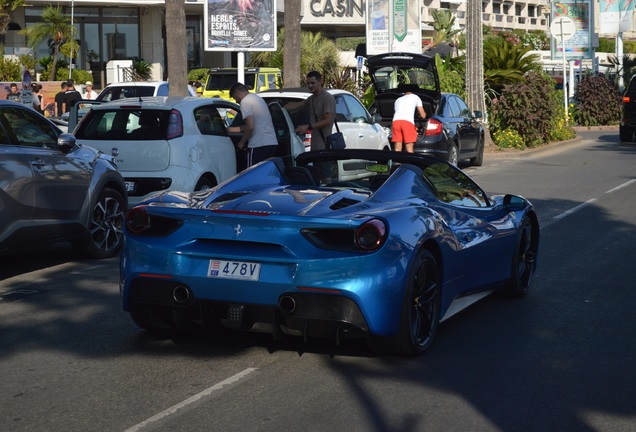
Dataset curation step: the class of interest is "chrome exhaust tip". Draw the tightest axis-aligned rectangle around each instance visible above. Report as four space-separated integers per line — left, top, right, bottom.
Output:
173 286 191 304
279 296 296 314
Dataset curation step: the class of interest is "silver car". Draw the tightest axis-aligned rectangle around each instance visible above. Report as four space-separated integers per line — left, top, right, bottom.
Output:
0 101 127 259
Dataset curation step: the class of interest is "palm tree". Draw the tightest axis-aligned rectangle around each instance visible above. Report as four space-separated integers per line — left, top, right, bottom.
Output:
0 0 24 55
425 9 462 53
250 30 339 85
482 37 542 95
20 6 73 80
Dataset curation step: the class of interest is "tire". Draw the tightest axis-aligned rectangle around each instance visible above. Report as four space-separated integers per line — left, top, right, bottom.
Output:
502 216 538 298
448 144 459 166
195 176 216 191
73 187 126 259
470 137 484 166
619 127 632 142
371 249 441 356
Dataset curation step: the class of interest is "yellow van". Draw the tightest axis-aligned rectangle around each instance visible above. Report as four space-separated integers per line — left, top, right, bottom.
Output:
202 67 282 100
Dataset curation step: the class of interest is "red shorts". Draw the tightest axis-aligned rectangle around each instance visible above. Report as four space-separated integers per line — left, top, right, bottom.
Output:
391 120 418 143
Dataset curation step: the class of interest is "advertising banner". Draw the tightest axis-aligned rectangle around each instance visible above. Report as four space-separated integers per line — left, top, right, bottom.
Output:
204 0 277 51
551 1 593 60
366 0 421 55
599 0 636 34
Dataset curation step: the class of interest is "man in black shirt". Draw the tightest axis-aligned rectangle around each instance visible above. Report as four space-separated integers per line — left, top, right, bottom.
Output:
6 83 20 102
55 81 68 117
63 79 82 113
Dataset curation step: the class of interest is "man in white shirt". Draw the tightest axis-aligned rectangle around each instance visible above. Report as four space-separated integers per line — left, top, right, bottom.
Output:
229 82 278 167
392 84 426 153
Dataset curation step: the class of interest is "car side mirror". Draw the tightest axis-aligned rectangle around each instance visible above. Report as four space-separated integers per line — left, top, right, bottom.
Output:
372 113 382 124
57 133 77 153
503 194 527 211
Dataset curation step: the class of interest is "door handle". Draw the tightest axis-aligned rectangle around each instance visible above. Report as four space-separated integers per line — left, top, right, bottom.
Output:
31 159 45 168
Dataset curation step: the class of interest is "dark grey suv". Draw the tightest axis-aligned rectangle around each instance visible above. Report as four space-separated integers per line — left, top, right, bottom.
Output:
0 101 127 258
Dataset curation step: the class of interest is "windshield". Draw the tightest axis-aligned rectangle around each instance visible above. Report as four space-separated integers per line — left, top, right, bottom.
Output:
371 65 437 92
206 73 256 91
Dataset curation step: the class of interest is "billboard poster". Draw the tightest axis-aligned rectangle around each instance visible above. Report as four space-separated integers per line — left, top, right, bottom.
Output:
551 1 593 60
366 0 421 55
599 0 636 34
204 0 276 51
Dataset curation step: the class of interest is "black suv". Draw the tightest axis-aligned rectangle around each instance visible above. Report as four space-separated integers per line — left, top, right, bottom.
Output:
620 76 636 141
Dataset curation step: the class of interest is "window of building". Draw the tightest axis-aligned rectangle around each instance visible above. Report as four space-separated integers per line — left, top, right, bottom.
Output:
25 7 139 89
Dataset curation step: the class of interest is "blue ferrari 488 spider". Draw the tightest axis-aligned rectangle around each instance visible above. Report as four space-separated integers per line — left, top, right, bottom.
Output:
120 149 539 355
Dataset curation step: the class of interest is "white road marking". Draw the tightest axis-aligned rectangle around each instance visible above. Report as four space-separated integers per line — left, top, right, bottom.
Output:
553 179 636 221
123 368 258 432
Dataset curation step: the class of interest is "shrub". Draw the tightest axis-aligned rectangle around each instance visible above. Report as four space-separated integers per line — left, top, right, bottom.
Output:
188 68 208 83
55 68 93 83
492 128 525 149
571 74 621 126
440 69 465 99
0 58 22 81
490 71 561 146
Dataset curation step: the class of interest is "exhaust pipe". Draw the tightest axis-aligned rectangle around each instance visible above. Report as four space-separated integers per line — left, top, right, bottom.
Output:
279 296 296 314
173 286 191 304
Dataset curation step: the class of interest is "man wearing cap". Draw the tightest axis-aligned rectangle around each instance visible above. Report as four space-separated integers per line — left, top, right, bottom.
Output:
83 81 98 100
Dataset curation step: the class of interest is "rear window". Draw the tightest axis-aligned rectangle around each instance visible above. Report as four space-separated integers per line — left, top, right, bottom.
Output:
96 86 157 102
75 109 170 140
206 73 257 91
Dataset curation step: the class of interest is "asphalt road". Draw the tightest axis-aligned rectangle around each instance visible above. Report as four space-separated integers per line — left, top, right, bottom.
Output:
2 129 635 432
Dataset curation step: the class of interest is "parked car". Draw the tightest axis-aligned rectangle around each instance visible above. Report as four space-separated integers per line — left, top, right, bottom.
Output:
620 75 636 141
120 149 540 356
259 88 390 151
366 52 485 166
70 96 304 204
202 67 282 100
96 81 197 101
0 101 127 258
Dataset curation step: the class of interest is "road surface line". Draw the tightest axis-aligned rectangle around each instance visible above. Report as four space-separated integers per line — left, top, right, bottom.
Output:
553 198 597 220
123 368 258 432
606 179 636 194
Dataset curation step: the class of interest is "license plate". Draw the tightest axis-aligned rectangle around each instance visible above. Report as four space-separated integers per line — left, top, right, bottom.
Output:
125 181 135 192
208 260 261 281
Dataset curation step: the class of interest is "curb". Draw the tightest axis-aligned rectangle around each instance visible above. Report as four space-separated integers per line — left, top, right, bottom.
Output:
484 125 618 159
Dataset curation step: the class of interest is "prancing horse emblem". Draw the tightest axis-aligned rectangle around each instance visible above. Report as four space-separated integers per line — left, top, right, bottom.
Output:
234 224 242 237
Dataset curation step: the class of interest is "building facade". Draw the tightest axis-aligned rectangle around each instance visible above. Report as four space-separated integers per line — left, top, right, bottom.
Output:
5 0 555 88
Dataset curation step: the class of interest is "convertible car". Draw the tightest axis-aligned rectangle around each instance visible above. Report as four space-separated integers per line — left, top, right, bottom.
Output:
120 149 539 355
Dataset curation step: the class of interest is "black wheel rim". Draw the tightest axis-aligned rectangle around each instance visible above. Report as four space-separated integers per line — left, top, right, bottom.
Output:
91 196 125 253
411 256 440 348
517 221 536 288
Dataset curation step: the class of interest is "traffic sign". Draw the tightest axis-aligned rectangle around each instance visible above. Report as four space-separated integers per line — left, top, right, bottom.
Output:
550 16 576 41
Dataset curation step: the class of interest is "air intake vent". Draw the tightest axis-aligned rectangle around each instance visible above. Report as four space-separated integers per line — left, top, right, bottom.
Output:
330 198 360 210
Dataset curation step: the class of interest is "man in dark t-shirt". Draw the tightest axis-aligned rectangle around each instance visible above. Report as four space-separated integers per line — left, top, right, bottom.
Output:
55 82 68 117
63 79 82 113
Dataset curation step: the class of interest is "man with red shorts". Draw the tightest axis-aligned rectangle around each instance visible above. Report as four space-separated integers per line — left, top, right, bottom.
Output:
391 84 427 153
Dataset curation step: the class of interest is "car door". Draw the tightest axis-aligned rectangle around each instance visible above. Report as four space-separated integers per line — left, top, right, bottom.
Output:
451 95 480 157
0 121 35 248
267 101 304 166
338 93 387 150
1 106 90 235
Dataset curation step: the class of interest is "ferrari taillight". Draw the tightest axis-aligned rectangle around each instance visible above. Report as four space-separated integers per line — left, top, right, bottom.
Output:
425 118 444 136
126 206 150 234
624 96 631 103
126 205 183 236
354 219 387 251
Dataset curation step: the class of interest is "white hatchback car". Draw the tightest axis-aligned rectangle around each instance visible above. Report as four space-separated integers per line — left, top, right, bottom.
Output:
259 88 390 151
71 96 304 204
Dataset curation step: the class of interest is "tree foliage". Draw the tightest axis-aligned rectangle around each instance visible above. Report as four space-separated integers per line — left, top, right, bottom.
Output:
425 9 462 52
20 6 73 80
482 37 542 95
250 29 339 86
